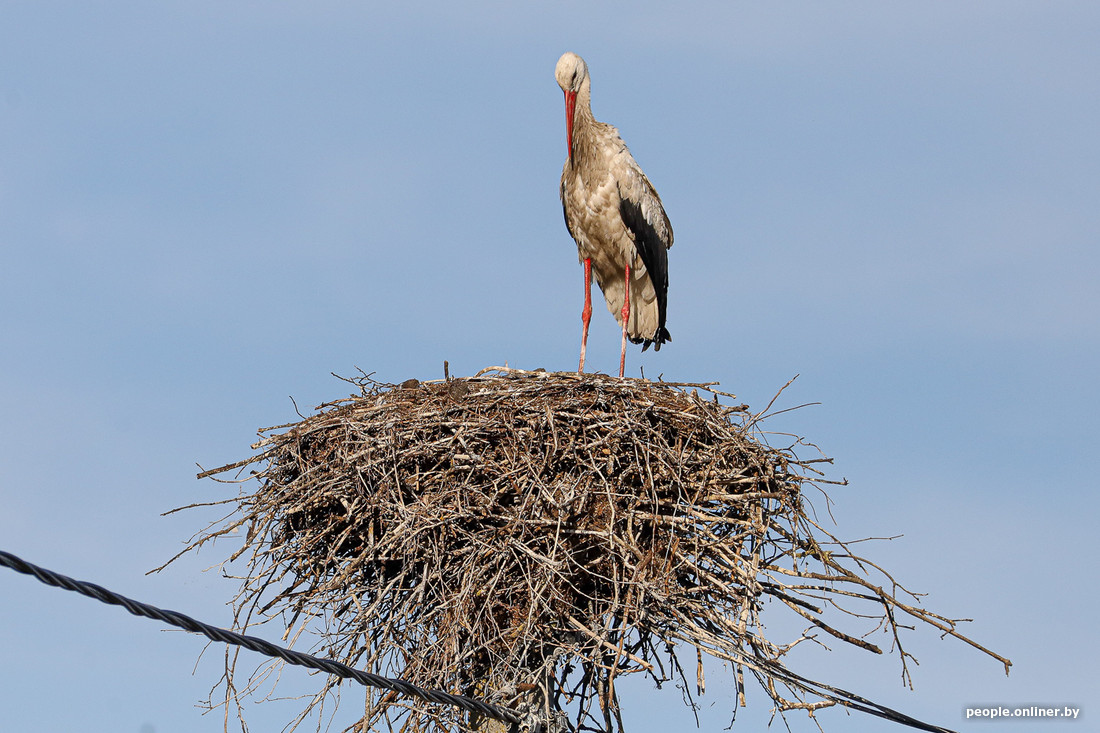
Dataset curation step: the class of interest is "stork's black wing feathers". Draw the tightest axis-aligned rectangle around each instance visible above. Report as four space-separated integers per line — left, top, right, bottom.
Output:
619 192 672 350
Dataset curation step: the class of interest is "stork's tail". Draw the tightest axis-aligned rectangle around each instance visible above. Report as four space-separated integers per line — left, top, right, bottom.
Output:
636 326 672 352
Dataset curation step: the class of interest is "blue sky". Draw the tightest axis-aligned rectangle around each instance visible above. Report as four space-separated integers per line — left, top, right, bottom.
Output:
1 2 1097 732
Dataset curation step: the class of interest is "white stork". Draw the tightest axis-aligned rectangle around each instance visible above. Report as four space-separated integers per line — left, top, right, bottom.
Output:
555 51 673 378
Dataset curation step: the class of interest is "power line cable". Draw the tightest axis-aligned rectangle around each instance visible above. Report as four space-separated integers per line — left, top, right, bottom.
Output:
0 549 522 728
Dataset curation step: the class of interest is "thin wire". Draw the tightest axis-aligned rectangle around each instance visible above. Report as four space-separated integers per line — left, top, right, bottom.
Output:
0 549 521 727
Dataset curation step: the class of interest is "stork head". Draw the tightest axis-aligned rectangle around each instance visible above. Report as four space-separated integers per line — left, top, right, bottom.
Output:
555 52 588 94
555 52 589 159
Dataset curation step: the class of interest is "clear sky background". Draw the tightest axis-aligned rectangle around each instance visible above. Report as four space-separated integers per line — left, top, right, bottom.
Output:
2 2 1097 732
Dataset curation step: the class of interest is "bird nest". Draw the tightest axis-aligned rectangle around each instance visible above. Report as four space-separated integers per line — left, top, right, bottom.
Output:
176 367 1008 733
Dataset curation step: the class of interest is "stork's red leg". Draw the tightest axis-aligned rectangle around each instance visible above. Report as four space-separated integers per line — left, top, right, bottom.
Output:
579 257 593 373
619 262 631 378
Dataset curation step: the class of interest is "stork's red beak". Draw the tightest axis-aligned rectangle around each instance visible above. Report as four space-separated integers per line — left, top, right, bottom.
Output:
563 89 576 159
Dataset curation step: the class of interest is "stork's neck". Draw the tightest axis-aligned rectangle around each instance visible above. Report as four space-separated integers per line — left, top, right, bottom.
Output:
569 77 597 163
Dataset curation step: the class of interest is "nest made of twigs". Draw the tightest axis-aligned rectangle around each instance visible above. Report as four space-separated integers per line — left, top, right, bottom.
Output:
177 367 1009 733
